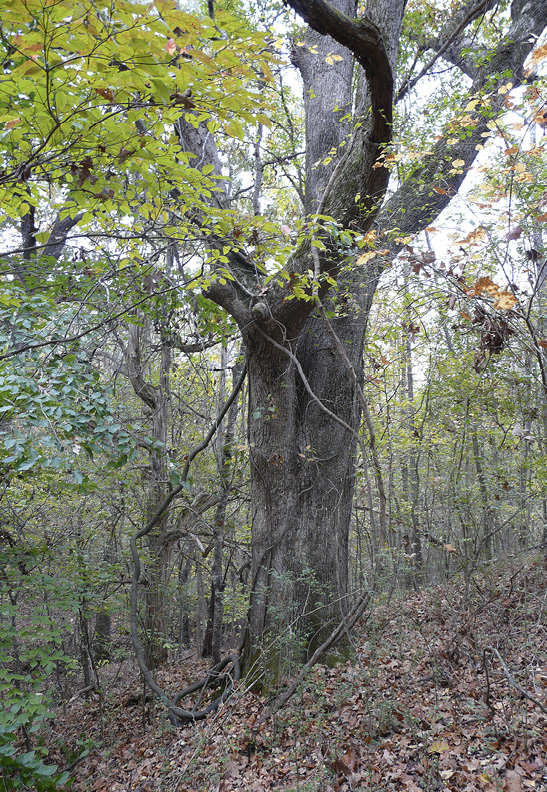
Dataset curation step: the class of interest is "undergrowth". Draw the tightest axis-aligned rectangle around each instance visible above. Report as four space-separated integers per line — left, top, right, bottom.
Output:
42 554 547 792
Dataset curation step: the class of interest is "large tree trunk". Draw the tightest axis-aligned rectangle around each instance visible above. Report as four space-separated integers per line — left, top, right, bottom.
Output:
243 271 382 675
239 0 402 681
184 0 547 685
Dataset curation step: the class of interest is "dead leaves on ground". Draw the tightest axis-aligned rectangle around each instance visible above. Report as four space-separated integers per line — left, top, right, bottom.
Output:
49 558 547 792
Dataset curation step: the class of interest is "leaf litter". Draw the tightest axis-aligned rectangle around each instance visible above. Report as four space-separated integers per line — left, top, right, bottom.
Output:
47 555 547 792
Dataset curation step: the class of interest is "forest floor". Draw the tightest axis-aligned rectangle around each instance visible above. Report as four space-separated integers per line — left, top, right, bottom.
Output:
48 554 547 792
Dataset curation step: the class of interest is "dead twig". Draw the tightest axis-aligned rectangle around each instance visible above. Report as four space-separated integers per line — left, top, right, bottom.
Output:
485 645 547 716
255 589 372 728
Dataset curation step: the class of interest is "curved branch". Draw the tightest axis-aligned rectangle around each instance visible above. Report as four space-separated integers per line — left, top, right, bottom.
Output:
284 0 393 143
169 654 241 723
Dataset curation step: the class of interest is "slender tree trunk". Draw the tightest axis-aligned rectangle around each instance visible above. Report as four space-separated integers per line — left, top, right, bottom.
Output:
126 325 172 668
471 426 493 561
203 352 243 662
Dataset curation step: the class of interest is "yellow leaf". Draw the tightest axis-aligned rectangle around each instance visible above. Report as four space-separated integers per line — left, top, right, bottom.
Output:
356 251 377 265
429 739 449 754
494 291 518 310
325 55 334 64
465 99 479 112
331 54 343 61
452 159 465 167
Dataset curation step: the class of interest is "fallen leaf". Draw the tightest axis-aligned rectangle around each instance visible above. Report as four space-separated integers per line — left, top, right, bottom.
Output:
429 739 449 754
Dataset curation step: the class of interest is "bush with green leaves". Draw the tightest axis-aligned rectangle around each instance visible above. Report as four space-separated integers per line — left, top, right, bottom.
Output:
0 724 68 791
0 544 78 790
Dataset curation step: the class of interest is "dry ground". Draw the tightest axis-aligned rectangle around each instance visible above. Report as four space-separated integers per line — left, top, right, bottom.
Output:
47 555 547 792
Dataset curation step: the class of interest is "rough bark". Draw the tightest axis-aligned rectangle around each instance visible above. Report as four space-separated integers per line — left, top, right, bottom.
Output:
236 0 404 678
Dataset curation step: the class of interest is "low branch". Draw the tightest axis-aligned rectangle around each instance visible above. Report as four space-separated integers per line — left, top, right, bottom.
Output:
485 646 547 716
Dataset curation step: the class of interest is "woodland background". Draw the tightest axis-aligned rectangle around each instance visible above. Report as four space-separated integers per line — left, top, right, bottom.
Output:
0 0 546 789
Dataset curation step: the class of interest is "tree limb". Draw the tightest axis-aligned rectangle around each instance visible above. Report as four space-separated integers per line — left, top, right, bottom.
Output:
397 0 495 101
284 0 393 143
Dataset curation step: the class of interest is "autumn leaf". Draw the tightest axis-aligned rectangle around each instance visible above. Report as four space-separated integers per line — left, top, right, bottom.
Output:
331 747 359 778
457 228 486 246
467 276 499 297
504 769 523 792
165 38 178 55
529 42 547 68
429 739 449 753
356 251 377 265
95 88 115 102
506 225 523 240
493 291 518 310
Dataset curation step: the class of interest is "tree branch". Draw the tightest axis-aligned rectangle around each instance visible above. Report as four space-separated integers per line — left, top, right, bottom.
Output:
397 0 495 101
284 0 393 144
